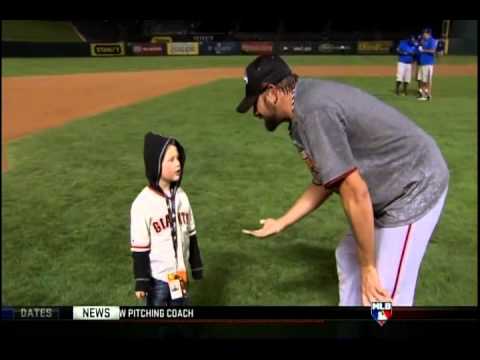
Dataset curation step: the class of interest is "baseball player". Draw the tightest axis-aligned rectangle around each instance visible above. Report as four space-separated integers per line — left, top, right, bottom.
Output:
417 28 438 101
238 55 449 306
130 132 203 306
413 34 423 97
395 36 417 96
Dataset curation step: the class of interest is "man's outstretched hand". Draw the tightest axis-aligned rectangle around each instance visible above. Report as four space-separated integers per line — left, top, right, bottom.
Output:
242 218 285 238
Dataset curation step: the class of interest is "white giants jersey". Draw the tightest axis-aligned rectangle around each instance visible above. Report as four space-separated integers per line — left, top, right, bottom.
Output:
130 186 196 282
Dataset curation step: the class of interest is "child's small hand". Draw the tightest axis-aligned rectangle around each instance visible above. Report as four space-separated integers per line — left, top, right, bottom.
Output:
135 291 146 300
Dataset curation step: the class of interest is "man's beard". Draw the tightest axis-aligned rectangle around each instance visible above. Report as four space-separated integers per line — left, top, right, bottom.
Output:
264 117 283 132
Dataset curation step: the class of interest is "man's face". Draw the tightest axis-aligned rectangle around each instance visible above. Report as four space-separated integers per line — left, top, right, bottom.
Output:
423 31 431 40
253 87 283 132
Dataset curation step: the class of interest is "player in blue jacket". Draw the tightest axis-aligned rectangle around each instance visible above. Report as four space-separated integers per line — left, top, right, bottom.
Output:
395 36 417 96
413 34 422 97
417 28 438 101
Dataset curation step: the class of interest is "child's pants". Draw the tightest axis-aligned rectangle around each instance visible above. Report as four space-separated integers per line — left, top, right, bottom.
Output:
146 278 188 306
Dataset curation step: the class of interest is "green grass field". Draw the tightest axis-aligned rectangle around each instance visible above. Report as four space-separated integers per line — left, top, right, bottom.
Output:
2 55 477 77
2 20 83 43
2 57 477 306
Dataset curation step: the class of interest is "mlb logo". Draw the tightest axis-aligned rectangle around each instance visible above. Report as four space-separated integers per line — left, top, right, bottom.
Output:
370 302 393 326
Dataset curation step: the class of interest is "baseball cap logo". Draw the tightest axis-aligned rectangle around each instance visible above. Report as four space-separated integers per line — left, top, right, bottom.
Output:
236 55 292 114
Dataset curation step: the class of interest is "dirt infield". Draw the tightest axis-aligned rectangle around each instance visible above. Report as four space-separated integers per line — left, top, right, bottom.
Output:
2 64 476 171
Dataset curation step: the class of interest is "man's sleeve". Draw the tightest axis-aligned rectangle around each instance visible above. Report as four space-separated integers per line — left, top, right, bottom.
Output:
130 202 151 291
302 107 357 189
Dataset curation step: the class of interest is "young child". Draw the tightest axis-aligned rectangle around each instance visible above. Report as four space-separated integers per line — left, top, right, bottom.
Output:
130 132 203 306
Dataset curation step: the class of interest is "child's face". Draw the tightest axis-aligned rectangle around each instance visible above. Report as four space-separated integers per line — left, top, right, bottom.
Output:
161 145 182 184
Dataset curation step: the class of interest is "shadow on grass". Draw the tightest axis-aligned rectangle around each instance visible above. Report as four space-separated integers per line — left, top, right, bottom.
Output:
272 242 339 304
193 250 250 306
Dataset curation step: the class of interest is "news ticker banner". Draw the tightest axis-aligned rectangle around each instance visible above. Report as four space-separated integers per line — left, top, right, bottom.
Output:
1 306 476 322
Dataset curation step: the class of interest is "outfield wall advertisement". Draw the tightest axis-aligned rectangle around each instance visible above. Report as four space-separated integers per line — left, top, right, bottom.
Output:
275 41 357 55
199 41 241 55
4 40 402 57
90 43 125 57
357 41 393 54
241 41 273 55
167 42 199 55
130 43 167 56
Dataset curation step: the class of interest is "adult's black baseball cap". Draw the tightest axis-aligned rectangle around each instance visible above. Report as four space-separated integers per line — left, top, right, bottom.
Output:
236 55 292 113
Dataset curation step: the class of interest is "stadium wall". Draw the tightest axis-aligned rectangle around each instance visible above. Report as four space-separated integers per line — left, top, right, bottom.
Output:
2 40 398 57
449 20 477 55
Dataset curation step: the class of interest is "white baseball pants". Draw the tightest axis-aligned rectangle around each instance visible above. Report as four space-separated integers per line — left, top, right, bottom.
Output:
335 188 448 306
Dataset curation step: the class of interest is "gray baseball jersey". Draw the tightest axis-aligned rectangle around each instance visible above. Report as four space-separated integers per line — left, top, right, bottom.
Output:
289 78 449 227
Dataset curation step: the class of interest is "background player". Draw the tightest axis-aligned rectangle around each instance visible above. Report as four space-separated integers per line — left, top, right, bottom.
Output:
395 35 417 96
413 34 422 97
417 28 438 100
